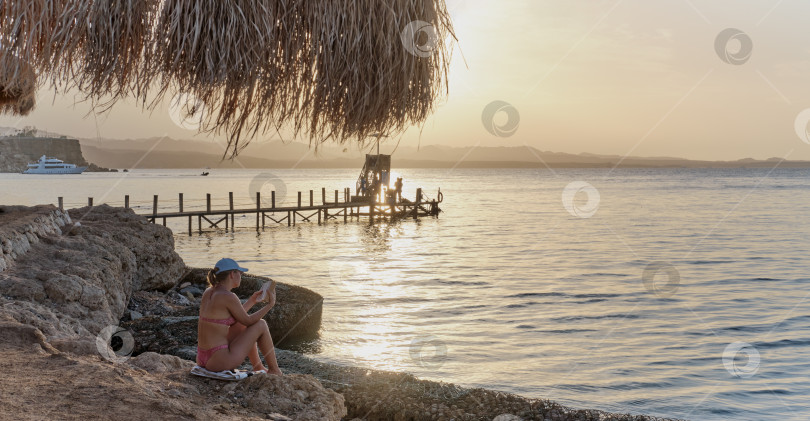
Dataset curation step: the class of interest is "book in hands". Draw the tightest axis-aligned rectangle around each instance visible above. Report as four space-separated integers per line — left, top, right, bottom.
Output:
259 280 276 301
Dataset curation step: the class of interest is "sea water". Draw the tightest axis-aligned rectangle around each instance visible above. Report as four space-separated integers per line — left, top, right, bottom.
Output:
3 167 809 420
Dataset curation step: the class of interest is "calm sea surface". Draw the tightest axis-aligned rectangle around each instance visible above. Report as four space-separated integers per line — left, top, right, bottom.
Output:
3 167 809 420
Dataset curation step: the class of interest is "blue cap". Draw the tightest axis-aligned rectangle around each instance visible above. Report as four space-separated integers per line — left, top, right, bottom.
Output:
214 258 248 274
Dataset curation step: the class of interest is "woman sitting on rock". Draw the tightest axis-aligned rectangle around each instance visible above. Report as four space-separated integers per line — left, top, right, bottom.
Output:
196 258 282 375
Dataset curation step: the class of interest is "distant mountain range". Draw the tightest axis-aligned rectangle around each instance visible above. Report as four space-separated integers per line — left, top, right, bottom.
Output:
3 127 809 169
78 136 810 169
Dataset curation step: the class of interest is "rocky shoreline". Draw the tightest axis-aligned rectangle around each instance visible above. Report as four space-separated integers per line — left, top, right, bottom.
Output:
0 204 685 420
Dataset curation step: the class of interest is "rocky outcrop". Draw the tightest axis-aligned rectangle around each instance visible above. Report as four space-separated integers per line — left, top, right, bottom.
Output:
0 204 71 272
0 204 346 420
0 205 185 337
0 136 112 172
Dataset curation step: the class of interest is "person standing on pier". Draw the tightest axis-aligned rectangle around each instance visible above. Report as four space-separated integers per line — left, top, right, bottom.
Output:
196 258 283 375
395 177 403 202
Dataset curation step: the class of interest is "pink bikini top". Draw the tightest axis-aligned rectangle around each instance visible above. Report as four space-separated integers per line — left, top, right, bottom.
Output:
200 316 236 326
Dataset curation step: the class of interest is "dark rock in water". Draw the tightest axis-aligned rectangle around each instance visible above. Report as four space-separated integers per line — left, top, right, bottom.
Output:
180 268 323 345
122 269 322 358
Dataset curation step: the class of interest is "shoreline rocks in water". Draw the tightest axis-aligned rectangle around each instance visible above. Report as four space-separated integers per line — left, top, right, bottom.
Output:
0 204 683 420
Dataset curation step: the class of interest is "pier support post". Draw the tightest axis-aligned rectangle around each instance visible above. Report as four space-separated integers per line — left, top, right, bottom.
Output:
206 194 211 213
124 195 129 209
335 190 338 204
309 190 313 207
88 197 93 207
229 192 234 230
179 193 183 213
322 188 326 204
188 215 192 236
298 192 301 208
287 211 291 226
152 195 158 217
271 191 275 209
413 188 421 220
256 192 261 230
58 197 63 211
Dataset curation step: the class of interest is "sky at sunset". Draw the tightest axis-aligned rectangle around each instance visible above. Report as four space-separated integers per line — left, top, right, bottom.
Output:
4 0 810 160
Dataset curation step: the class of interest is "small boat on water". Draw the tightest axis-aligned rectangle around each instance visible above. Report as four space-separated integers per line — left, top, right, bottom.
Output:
23 155 87 174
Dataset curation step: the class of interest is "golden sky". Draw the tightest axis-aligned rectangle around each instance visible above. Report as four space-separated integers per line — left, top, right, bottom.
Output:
4 0 810 160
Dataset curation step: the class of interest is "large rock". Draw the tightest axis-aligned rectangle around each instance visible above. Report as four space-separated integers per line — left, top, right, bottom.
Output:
0 205 186 338
182 269 323 344
67 205 186 292
0 204 70 271
121 272 323 359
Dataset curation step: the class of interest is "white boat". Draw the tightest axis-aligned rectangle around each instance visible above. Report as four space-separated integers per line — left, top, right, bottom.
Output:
23 155 87 174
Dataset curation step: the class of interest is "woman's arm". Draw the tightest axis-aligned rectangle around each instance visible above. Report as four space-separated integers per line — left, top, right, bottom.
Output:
224 293 274 326
242 291 263 311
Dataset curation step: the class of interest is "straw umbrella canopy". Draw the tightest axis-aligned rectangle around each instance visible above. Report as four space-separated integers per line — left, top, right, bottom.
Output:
0 0 455 157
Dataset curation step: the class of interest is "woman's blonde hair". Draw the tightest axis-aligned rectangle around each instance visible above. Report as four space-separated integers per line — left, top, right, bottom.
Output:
206 268 233 288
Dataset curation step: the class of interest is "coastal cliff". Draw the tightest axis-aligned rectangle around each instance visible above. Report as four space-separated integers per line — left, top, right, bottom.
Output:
0 136 111 172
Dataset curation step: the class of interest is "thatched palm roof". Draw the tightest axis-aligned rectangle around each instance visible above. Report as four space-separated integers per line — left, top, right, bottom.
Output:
0 0 454 157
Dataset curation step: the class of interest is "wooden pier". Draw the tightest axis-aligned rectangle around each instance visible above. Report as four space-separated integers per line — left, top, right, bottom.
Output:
58 186 442 235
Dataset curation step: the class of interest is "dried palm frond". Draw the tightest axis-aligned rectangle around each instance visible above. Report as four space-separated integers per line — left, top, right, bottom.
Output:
1 0 456 158
0 56 36 115
76 0 160 102
0 0 88 80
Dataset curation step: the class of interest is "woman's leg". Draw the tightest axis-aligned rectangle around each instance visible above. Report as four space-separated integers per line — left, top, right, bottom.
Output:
227 323 264 371
205 320 282 375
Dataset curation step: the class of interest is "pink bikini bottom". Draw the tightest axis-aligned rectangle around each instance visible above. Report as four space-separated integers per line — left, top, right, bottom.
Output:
196 344 228 368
